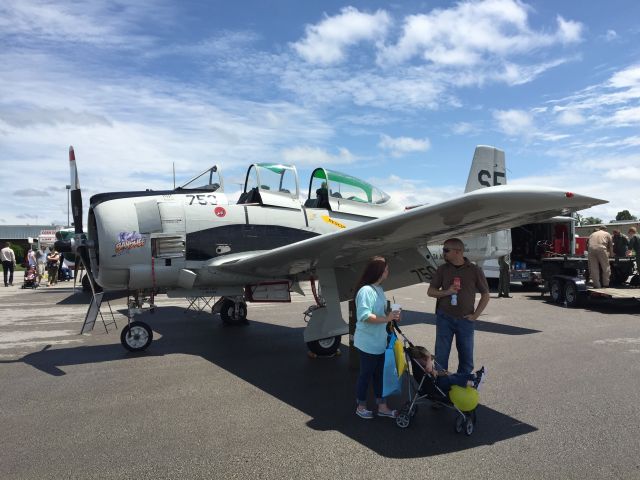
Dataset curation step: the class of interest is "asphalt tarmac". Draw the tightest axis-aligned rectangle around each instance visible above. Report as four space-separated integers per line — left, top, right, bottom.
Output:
1 280 639 479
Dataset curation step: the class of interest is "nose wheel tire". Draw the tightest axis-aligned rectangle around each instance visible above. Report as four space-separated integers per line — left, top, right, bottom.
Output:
306 336 341 356
121 321 153 352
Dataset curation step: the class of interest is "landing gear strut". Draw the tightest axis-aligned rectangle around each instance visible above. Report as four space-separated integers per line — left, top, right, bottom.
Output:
302 271 347 357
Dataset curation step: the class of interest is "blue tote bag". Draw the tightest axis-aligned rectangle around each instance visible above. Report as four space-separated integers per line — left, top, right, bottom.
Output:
382 333 402 397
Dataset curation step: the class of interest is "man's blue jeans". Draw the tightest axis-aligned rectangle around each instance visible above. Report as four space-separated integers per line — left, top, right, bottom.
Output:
434 310 474 374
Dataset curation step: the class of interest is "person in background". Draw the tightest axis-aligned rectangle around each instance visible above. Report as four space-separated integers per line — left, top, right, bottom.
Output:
612 230 629 258
628 227 640 274
1 242 17 287
588 227 613 288
427 238 490 375
46 248 61 287
27 249 37 268
35 246 47 284
353 256 401 420
497 254 511 298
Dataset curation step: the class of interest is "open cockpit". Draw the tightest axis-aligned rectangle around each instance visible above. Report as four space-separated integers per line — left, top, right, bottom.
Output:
237 163 401 216
176 165 224 192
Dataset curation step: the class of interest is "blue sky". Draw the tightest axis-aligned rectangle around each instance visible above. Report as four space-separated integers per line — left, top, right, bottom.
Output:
1 0 639 226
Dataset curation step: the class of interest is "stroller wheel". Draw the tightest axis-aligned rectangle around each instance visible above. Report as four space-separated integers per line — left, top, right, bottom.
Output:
396 411 411 429
464 417 474 436
455 415 464 433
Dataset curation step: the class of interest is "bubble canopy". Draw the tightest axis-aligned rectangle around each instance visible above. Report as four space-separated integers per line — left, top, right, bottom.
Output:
308 168 391 205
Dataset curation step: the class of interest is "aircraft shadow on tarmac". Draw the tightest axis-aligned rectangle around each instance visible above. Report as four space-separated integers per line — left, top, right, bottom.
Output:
9 306 536 458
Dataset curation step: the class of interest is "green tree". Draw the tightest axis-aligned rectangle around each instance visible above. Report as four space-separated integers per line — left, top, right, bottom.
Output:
10 243 26 267
615 210 637 221
583 217 602 225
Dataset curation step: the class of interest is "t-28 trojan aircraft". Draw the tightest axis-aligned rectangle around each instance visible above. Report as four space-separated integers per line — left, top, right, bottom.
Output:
57 146 605 355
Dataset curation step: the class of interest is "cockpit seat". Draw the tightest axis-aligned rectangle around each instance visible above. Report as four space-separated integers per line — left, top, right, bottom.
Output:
237 187 262 205
304 187 330 209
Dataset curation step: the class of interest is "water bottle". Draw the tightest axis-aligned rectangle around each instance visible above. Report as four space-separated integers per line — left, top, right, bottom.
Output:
451 277 461 306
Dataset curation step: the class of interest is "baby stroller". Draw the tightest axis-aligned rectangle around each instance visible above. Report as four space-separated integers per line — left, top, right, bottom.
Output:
393 323 479 435
22 266 39 289
58 266 72 281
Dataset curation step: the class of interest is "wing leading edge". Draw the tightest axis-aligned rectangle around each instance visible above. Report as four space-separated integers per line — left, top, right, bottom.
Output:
211 185 606 278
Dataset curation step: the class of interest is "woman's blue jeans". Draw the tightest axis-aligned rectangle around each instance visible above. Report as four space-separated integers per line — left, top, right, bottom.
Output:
434 310 475 374
356 350 385 405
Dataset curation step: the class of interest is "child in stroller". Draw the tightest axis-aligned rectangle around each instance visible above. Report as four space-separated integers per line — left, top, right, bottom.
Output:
394 325 485 435
409 346 485 393
22 265 39 289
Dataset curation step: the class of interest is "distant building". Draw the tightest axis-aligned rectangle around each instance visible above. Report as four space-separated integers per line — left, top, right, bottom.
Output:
0 225 64 250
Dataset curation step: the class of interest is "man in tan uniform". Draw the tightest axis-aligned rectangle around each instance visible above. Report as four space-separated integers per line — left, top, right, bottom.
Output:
588 227 613 288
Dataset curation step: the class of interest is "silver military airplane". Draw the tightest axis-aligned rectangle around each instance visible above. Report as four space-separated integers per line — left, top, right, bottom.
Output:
57 146 606 355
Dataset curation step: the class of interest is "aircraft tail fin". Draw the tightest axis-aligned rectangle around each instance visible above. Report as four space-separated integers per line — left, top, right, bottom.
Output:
463 146 510 260
464 146 506 193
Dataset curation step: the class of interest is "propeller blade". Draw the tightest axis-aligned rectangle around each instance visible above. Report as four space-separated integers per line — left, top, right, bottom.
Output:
69 146 83 234
73 253 81 291
77 245 101 294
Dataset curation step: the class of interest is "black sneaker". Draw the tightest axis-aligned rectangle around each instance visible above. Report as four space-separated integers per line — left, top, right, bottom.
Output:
473 366 486 390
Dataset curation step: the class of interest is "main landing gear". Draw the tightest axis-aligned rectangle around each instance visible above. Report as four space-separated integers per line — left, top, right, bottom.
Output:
213 297 248 325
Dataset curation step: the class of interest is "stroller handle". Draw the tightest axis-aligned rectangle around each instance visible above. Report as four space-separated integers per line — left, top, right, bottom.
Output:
391 320 414 348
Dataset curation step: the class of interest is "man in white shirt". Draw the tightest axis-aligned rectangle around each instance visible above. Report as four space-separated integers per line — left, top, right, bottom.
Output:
1 242 17 287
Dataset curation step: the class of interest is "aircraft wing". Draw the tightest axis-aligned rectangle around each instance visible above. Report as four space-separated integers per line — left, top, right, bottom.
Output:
210 185 606 277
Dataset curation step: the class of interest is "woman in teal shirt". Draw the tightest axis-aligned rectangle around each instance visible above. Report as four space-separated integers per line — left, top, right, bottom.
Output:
354 256 401 419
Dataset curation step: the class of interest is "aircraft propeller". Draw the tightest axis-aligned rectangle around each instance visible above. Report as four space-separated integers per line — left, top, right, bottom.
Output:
55 146 100 293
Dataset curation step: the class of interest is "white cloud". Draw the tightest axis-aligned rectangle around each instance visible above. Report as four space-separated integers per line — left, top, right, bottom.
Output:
378 134 430 157
610 106 640 125
0 0 169 48
369 175 460 207
281 146 356 166
493 109 535 136
556 109 586 126
556 16 583 43
292 7 391 65
604 29 618 42
451 122 479 135
496 58 570 86
608 64 640 89
509 154 640 223
377 0 582 66
604 166 640 181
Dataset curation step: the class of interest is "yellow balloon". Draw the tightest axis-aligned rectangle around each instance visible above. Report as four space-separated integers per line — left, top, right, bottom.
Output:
449 385 479 412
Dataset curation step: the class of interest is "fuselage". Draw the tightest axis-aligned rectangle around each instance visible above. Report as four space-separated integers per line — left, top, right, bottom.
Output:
88 190 388 290
88 189 508 291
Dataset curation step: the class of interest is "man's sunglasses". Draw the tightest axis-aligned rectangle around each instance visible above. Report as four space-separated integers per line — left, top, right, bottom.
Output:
443 247 461 253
